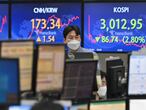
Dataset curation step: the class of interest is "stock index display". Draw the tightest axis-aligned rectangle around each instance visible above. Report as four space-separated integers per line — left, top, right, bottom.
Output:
84 3 146 52
12 3 81 44
0 4 8 40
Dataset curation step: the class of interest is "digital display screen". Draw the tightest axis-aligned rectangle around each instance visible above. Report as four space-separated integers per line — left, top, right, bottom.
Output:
84 3 146 52
130 99 146 110
90 100 125 110
0 59 19 104
62 60 97 100
128 55 146 95
37 45 65 92
12 3 81 43
9 105 32 110
0 4 8 40
1 41 34 91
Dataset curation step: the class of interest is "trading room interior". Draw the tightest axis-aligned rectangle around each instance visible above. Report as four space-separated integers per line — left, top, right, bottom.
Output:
0 0 146 110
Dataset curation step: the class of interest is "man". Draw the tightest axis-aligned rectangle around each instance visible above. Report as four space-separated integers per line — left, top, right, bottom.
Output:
63 25 98 59
63 25 102 100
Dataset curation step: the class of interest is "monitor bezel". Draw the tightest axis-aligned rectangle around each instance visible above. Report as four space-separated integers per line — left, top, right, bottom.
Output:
0 40 35 93
62 59 98 102
35 43 65 95
108 65 125 95
0 58 20 106
127 54 146 98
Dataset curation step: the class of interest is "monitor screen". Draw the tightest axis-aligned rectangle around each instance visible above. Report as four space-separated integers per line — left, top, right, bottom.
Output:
90 100 125 110
84 3 146 52
0 4 8 40
70 104 88 110
11 3 81 44
62 60 97 100
36 44 65 92
129 99 146 110
0 59 19 105
9 105 32 110
1 41 34 91
128 55 146 95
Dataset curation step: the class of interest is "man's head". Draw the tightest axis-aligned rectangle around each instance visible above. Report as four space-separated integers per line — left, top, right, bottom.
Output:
63 25 81 51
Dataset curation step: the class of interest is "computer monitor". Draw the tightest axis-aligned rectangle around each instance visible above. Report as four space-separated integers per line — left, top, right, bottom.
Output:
106 58 125 98
107 65 125 98
129 99 146 110
70 104 88 110
9 105 32 110
128 55 146 96
0 4 8 40
90 100 126 110
65 52 97 99
62 60 97 101
0 40 34 92
36 44 65 92
0 58 19 105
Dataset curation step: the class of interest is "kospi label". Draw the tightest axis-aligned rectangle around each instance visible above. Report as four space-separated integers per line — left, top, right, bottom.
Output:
113 7 129 13
33 7 58 14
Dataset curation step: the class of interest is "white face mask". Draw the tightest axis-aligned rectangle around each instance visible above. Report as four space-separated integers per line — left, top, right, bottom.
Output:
67 40 81 51
97 86 107 98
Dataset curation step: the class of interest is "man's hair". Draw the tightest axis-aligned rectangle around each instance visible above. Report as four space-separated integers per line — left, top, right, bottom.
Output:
31 101 64 110
63 25 81 39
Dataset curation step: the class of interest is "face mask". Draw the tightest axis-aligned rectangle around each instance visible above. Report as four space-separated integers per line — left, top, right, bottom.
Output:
67 40 81 51
97 86 107 98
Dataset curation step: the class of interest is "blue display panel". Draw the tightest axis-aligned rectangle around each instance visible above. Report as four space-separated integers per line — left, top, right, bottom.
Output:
12 3 81 43
84 3 146 52
0 4 8 40
0 59 19 104
9 105 32 110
